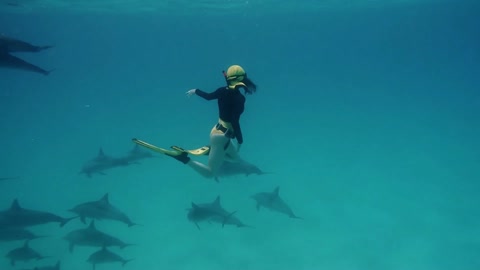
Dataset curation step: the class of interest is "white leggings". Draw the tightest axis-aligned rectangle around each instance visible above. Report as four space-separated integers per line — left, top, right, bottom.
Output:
186 126 240 179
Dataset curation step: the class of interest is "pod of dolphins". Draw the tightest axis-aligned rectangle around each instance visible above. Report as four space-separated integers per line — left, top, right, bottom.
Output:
1 35 303 270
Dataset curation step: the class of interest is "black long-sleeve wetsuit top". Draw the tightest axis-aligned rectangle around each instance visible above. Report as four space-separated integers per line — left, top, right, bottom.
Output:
196 87 246 144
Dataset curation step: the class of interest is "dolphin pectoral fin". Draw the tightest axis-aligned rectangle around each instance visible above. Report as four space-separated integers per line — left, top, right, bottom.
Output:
60 216 77 227
195 222 201 230
99 172 107 176
80 215 86 224
10 259 15 266
37 45 54 51
290 214 303 220
120 243 134 249
256 203 261 211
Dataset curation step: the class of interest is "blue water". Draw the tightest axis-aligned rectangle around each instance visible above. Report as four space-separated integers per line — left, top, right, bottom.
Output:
1 0 479 269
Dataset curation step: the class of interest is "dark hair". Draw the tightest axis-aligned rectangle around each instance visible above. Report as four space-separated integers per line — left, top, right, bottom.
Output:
242 76 257 95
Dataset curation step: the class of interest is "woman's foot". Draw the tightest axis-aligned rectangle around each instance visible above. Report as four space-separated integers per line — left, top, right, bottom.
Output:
166 151 190 164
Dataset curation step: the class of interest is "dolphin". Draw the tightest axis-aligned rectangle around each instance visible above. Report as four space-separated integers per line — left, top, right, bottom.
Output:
69 193 137 227
0 227 45 242
5 240 48 266
0 35 53 75
216 159 269 181
80 148 132 178
187 196 250 229
64 220 132 253
250 186 302 219
87 246 132 270
0 199 76 228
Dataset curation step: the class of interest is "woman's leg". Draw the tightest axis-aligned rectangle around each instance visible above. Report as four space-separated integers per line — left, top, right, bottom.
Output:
186 133 229 179
224 141 241 162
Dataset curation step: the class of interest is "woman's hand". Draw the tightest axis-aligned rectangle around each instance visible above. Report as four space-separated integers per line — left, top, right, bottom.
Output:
186 89 197 97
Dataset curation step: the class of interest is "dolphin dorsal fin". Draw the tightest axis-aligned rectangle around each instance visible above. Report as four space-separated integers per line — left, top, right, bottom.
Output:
213 196 221 207
10 199 21 211
89 220 96 230
100 193 109 203
273 186 280 196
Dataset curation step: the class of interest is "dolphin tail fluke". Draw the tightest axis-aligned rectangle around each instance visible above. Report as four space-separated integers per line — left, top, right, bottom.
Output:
37 255 51 261
120 243 135 249
222 211 237 228
60 216 78 227
38 45 54 51
32 234 50 240
44 68 55 76
122 259 134 267
128 222 142 227
290 214 303 220
239 223 255 229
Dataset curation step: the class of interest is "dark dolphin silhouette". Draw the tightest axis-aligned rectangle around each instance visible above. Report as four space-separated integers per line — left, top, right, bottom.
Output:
69 193 137 227
216 159 269 181
0 35 53 75
0 199 76 228
5 240 48 266
64 220 132 253
0 227 45 242
187 196 250 229
87 246 132 270
251 186 302 219
80 148 132 178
